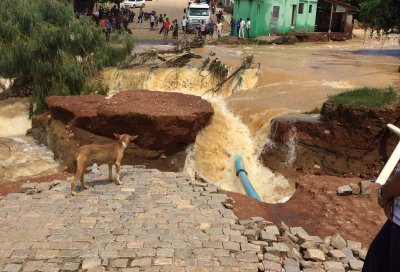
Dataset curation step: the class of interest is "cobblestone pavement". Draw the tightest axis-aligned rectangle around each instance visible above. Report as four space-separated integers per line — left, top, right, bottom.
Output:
0 166 259 272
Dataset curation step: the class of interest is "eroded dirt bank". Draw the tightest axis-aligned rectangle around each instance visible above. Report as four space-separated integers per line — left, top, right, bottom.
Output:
225 175 385 247
262 102 400 178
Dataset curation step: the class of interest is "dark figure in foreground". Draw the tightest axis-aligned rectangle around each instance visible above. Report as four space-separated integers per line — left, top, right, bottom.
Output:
362 171 400 272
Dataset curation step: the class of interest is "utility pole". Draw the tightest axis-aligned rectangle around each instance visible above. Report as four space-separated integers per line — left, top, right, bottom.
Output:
328 3 333 33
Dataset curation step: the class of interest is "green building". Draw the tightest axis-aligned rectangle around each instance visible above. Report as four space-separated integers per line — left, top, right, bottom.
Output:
233 0 318 37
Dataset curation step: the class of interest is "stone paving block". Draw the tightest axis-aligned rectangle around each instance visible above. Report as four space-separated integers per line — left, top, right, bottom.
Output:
239 262 259 270
222 241 240 252
120 268 139 272
0 250 12 258
22 261 44 272
218 256 239 266
63 261 81 272
348 259 364 270
130 258 152 267
142 267 161 272
34 249 60 259
156 248 174 258
86 267 105 272
154 258 173 266
82 259 102 270
37 262 61 272
10 250 35 259
2 263 22 272
213 249 230 257
262 260 282 272
136 248 156 257
235 252 259 263
111 258 129 268
229 235 247 244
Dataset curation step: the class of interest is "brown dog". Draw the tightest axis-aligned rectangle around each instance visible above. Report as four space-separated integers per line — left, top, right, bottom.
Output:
70 133 138 196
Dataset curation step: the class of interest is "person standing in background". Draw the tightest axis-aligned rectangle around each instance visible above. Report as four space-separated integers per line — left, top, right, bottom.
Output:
150 13 155 30
163 18 170 39
246 18 251 38
236 18 241 38
230 18 235 36
200 20 206 37
208 19 215 39
182 16 188 33
216 20 223 40
238 18 245 39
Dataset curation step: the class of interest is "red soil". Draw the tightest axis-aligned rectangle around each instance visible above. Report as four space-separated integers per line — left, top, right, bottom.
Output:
0 173 71 196
225 175 386 247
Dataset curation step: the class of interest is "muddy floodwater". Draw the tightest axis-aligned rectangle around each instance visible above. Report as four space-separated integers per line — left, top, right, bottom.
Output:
1 38 399 202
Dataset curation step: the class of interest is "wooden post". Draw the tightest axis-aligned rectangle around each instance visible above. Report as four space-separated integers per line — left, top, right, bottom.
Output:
328 3 333 33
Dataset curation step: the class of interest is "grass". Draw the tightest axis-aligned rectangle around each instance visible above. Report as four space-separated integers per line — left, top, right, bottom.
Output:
328 87 400 109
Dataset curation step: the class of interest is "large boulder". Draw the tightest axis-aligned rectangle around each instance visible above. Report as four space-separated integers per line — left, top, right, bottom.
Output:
45 90 213 154
45 95 105 131
95 90 213 153
261 102 400 178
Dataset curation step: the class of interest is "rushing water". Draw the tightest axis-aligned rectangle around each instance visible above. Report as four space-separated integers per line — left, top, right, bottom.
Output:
0 98 61 181
1 37 399 201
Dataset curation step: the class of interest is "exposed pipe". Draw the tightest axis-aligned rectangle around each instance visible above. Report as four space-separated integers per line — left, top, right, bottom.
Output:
375 124 400 185
234 155 263 201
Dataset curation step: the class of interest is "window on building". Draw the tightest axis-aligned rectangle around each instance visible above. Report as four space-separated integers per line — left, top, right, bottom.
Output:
309 4 312 13
298 3 304 14
272 6 280 18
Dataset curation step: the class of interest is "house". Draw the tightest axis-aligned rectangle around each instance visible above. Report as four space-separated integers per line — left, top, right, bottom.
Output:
233 0 318 37
316 0 357 38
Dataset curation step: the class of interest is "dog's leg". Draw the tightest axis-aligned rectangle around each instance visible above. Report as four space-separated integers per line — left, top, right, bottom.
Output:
80 174 89 190
70 176 77 196
115 162 122 185
72 162 85 195
108 164 113 182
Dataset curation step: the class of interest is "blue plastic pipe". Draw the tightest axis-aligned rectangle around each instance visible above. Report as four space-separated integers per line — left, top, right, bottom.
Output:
234 155 263 202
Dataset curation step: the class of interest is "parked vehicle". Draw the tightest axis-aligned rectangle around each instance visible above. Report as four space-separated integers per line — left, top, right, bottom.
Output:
186 2 210 29
123 0 145 9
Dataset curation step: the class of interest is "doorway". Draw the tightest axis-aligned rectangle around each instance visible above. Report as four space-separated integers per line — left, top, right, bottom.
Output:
291 5 297 26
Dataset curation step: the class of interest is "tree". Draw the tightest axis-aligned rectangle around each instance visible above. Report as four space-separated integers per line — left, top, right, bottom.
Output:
0 0 134 116
359 0 400 34
73 0 96 14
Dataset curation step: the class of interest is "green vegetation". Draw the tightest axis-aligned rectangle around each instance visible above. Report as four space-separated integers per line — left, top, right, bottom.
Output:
0 0 134 116
359 0 400 34
328 87 400 109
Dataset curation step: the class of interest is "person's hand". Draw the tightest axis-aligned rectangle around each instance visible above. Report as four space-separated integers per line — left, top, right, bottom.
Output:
383 199 394 221
378 185 390 208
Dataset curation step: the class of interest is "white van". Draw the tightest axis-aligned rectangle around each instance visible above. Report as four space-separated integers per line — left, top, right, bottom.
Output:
123 0 145 8
187 2 210 28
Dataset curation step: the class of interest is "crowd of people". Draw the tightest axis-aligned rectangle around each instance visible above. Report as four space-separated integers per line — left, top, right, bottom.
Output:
229 17 251 39
96 5 135 40
94 4 251 41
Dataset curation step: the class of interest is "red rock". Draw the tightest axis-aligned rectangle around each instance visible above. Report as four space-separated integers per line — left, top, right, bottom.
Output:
45 90 213 153
95 90 213 153
45 95 105 131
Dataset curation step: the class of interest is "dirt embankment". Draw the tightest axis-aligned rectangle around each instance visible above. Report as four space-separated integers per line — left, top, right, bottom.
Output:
225 175 386 247
262 102 400 179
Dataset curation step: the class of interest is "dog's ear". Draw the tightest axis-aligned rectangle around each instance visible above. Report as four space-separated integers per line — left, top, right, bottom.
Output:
130 135 138 141
113 133 121 140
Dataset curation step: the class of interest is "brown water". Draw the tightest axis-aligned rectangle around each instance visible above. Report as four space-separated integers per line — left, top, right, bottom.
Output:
0 98 61 181
1 39 399 201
